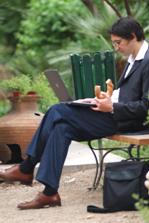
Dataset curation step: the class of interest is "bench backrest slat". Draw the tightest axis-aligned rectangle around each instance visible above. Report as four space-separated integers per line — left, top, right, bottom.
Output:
70 51 116 99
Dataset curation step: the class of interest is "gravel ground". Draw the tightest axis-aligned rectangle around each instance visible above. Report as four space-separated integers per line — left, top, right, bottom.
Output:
0 168 144 223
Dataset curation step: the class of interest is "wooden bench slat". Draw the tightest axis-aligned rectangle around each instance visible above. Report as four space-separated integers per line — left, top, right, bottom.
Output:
107 134 149 145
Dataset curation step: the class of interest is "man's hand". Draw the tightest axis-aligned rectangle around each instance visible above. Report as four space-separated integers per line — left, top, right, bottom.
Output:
92 92 113 112
74 95 113 113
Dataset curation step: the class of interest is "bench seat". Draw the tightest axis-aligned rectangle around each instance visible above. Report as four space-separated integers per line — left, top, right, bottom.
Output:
107 133 149 145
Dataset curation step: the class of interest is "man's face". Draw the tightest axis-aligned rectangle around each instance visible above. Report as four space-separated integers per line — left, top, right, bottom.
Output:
111 34 134 57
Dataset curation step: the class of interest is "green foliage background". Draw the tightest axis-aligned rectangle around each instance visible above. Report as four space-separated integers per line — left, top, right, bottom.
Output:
1 0 149 114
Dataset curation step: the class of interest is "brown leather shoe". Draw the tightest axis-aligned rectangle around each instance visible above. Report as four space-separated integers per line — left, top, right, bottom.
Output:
17 192 61 210
0 165 33 185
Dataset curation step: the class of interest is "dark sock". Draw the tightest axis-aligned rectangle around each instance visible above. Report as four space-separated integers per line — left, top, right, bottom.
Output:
43 184 57 196
20 155 37 174
20 157 57 195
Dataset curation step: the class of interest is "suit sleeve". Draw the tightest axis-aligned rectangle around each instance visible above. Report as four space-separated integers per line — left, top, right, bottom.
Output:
113 64 149 121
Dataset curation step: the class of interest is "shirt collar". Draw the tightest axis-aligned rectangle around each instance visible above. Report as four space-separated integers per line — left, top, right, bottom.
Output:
128 40 148 64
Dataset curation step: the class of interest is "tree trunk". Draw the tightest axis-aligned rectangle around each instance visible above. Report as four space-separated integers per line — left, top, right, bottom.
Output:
124 0 132 16
81 0 98 15
103 0 122 18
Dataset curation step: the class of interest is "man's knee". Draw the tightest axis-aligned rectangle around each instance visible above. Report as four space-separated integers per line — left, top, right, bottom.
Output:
50 103 68 113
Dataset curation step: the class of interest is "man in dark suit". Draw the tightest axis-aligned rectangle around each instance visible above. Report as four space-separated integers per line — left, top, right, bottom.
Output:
0 17 149 210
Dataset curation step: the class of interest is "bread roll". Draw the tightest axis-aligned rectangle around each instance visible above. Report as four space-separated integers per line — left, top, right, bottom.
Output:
106 79 114 96
94 79 114 98
94 85 101 99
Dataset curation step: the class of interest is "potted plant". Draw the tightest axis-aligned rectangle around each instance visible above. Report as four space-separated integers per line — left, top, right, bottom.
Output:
0 74 35 97
0 73 58 113
0 74 41 113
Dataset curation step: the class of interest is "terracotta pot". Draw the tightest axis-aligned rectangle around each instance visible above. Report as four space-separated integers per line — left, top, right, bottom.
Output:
27 91 37 96
12 91 21 97
8 94 41 113
0 95 43 158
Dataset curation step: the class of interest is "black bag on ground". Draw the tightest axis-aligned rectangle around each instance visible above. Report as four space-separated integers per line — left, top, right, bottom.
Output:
87 160 149 213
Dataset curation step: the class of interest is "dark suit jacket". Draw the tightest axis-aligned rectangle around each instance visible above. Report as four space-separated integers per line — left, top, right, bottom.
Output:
113 47 149 132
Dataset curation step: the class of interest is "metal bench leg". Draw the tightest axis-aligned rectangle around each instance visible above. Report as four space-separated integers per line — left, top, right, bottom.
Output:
136 145 141 160
94 149 115 189
87 142 141 190
88 141 101 190
94 145 137 189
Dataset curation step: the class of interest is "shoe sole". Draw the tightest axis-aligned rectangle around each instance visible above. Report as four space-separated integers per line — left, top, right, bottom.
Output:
18 201 62 210
1 179 32 186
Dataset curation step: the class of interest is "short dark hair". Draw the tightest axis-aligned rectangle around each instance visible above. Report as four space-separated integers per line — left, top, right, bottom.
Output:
109 17 145 41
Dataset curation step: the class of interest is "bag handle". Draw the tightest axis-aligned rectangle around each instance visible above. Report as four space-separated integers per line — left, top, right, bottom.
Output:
87 205 120 213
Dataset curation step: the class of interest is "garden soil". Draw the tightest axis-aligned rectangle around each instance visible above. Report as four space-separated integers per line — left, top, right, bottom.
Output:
0 168 144 223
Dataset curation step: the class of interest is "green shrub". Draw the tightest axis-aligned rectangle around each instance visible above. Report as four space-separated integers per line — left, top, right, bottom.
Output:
6 0 88 76
0 0 29 55
17 0 87 50
0 74 32 95
31 74 59 112
135 197 149 223
0 100 11 117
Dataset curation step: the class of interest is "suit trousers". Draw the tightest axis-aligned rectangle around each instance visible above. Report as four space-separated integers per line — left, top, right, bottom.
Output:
27 103 117 189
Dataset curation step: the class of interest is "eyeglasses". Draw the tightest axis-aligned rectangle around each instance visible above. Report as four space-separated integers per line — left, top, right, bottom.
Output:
112 39 123 48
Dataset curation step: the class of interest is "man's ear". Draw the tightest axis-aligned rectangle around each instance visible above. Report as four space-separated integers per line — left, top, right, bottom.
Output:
131 32 137 40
